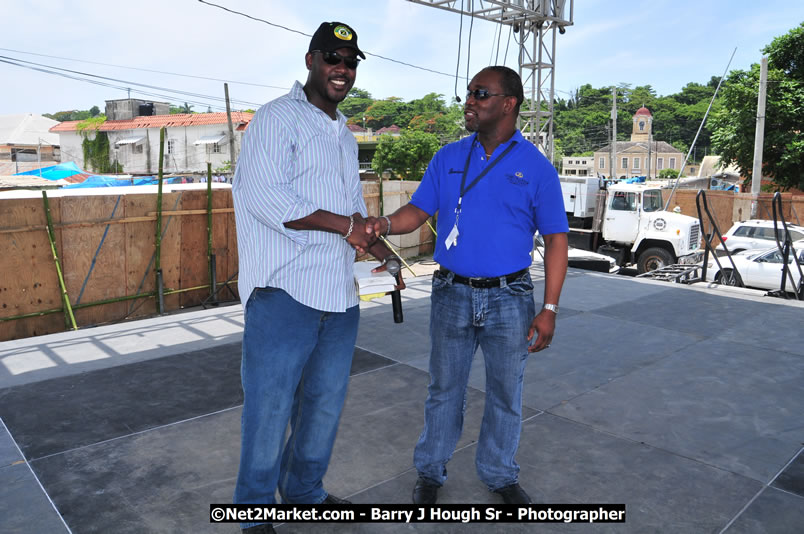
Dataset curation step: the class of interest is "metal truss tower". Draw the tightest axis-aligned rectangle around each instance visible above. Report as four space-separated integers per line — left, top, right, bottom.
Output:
405 1 573 160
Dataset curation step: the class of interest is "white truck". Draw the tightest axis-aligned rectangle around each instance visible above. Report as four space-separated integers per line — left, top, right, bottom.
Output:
559 176 702 274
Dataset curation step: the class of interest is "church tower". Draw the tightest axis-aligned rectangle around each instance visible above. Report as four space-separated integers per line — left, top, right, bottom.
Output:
631 106 652 142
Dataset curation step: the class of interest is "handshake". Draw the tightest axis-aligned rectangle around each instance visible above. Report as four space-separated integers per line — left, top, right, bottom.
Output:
345 214 390 254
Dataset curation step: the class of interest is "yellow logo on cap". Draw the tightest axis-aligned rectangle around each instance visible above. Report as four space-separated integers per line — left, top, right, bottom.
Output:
516 172 524 178
334 25 353 41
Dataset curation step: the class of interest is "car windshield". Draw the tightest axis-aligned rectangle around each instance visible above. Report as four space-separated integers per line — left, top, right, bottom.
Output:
643 190 662 212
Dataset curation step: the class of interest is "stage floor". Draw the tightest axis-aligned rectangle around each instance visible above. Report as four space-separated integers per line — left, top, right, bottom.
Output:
2 262 803 533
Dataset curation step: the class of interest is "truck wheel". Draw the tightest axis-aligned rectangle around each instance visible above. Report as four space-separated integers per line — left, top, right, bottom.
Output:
637 247 673 274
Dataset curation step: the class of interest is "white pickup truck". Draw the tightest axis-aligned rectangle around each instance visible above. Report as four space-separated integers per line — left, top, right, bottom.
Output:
560 176 702 273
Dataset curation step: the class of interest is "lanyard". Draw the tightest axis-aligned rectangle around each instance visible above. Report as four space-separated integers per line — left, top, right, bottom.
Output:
455 139 518 220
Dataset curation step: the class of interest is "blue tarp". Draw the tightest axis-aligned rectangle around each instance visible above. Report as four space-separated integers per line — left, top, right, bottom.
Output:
16 162 190 188
62 176 185 188
625 176 647 184
14 161 83 180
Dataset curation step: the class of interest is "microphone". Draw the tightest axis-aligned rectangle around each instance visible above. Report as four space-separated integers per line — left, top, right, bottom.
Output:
384 257 404 324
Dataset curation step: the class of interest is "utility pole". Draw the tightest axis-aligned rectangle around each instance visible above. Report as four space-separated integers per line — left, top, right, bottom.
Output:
647 131 652 179
750 57 768 219
224 83 237 176
610 87 617 179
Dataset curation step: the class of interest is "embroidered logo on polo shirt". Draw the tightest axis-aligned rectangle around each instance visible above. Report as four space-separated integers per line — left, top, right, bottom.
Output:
507 172 528 186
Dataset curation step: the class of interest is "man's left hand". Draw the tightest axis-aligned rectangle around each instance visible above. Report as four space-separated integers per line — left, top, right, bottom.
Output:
527 309 556 353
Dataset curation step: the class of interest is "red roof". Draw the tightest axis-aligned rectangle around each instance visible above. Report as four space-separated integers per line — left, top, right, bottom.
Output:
347 124 366 132
377 124 401 134
634 107 652 117
49 112 254 132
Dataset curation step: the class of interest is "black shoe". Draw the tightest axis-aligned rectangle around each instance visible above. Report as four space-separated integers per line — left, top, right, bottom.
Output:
493 483 532 504
242 524 276 534
322 494 351 504
412 477 439 504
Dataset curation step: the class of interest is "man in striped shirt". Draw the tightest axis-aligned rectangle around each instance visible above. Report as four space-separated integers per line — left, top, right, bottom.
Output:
232 22 390 533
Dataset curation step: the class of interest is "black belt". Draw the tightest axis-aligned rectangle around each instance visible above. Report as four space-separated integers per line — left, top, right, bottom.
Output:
438 267 529 288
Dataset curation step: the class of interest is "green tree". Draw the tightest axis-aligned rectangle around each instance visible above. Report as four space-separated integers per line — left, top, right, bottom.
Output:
339 87 374 120
658 168 681 179
44 109 93 121
363 97 405 129
710 23 804 190
372 130 440 181
170 102 194 114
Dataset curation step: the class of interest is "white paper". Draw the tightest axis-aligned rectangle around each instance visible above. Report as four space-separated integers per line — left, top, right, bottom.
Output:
353 261 396 295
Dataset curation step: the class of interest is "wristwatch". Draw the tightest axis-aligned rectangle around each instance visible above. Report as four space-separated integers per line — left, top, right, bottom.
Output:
542 303 559 314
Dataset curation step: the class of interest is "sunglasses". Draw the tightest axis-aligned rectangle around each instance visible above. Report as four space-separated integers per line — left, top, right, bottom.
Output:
466 89 512 100
313 50 360 70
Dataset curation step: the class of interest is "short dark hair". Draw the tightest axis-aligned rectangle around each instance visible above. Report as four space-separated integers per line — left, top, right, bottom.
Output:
482 66 524 108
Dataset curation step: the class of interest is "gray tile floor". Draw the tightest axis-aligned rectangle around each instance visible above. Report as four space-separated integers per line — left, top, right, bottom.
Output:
0 262 802 533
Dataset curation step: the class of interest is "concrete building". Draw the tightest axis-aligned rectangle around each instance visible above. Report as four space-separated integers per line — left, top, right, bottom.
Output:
0 114 60 174
50 111 253 176
561 156 595 176
104 99 171 121
593 107 687 179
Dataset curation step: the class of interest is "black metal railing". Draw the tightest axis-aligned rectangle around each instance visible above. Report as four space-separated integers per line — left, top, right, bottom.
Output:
695 190 744 287
770 192 803 300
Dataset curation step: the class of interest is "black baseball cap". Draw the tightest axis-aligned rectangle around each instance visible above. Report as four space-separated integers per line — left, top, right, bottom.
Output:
308 22 365 59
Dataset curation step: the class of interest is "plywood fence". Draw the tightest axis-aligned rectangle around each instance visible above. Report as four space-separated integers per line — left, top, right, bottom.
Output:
672 190 804 245
0 180 434 342
0 188 237 341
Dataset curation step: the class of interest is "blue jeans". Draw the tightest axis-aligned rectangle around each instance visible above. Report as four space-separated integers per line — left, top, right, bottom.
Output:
234 287 359 528
414 270 535 491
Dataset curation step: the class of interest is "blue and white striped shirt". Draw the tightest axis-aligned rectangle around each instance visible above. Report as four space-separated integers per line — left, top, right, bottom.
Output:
232 81 367 312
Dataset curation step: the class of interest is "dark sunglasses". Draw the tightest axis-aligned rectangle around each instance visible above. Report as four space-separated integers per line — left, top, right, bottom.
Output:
313 50 360 70
466 89 512 100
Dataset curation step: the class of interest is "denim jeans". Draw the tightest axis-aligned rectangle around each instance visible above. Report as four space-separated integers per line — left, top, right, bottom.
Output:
414 270 535 491
234 287 359 528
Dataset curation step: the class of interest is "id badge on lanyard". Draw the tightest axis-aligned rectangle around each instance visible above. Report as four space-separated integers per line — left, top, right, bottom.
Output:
445 139 518 250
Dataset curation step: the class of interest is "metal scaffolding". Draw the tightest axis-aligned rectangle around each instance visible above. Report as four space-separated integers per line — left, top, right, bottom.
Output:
405 1 573 160
408 0 574 160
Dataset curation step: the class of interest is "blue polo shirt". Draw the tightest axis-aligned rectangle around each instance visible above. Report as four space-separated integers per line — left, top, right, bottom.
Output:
410 130 568 278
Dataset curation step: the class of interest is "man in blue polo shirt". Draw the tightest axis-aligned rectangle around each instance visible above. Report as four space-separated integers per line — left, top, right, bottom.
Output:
365 66 569 505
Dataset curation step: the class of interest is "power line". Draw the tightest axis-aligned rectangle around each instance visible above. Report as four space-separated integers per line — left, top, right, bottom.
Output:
197 0 462 80
0 55 262 108
0 56 221 110
0 47 289 91
0 56 261 111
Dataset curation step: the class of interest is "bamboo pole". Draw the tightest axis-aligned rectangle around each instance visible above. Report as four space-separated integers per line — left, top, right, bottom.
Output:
207 162 216 301
155 126 166 314
41 191 77 330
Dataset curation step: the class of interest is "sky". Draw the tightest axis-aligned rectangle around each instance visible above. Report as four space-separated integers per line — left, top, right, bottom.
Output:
2 0 803 116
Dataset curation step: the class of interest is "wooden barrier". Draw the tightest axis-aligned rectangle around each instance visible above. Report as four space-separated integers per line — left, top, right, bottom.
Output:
0 181 434 342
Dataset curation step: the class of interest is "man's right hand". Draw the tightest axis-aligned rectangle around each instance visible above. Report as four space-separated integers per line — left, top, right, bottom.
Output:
364 216 387 238
347 215 377 253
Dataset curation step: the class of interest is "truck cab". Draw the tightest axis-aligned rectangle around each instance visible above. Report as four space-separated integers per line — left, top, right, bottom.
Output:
601 183 701 272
